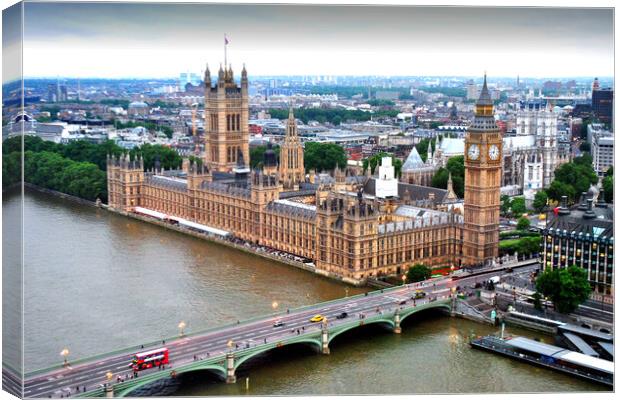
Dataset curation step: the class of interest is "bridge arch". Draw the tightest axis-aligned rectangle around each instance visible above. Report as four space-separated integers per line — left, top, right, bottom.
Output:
116 364 227 398
327 319 395 345
399 302 452 326
234 338 322 371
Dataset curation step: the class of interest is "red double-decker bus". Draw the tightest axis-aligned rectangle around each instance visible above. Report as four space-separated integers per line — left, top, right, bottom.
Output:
130 348 169 371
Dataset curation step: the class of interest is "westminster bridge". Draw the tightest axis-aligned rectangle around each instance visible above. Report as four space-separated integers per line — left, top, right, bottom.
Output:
20 281 456 398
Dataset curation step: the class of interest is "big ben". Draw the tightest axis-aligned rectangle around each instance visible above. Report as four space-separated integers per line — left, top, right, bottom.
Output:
462 74 502 266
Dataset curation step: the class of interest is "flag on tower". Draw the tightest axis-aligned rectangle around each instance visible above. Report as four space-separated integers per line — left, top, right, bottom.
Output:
225 34 230 45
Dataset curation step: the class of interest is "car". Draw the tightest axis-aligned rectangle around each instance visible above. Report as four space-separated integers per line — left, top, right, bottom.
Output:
398 299 407 305
414 290 426 299
273 320 284 327
336 312 348 319
310 314 324 323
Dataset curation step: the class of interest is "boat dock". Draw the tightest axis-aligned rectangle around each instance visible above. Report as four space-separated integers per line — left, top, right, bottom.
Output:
470 335 613 387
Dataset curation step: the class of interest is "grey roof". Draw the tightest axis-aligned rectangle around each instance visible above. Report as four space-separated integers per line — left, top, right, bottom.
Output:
598 341 614 358
562 333 599 357
505 337 568 357
148 175 188 192
545 207 613 241
558 324 614 342
280 189 316 199
363 178 448 204
265 200 316 219
402 146 425 171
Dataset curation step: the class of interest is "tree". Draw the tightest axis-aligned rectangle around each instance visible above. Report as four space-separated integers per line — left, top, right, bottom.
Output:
532 190 548 213
500 195 512 216
547 180 576 204
535 265 592 314
516 216 530 231
303 142 347 172
250 145 280 169
602 172 613 203
510 197 527 216
431 155 464 198
550 155 598 203
406 264 432 283
129 144 182 171
363 152 402 177
532 291 543 311
416 138 436 163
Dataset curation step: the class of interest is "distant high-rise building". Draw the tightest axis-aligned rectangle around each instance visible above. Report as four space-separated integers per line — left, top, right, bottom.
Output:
466 79 478 100
592 79 613 126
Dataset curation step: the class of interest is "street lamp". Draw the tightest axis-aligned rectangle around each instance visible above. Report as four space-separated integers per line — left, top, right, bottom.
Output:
227 339 234 353
178 321 186 336
106 371 113 382
271 301 279 311
345 287 349 297
401 274 407 286
60 348 69 367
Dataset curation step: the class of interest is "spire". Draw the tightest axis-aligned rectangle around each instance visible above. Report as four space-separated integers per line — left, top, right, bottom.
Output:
476 73 493 106
204 63 211 83
242 63 247 78
446 172 458 201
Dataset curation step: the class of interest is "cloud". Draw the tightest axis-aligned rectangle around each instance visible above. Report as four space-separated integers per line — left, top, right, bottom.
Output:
21 3 613 78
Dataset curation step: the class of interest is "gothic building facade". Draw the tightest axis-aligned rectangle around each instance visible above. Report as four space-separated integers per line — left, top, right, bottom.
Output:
502 101 571 199
107 67 499 284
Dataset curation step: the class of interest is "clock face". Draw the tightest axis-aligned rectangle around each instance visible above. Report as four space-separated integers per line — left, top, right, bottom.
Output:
468 144 480 160
489 144 500 160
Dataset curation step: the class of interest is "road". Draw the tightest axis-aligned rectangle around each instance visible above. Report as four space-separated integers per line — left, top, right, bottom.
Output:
21 261 542 398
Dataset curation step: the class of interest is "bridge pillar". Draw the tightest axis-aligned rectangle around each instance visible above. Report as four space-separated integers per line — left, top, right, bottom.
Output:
393 310 401 334
104 383 114 398
226 352 236 384
321 319 330 355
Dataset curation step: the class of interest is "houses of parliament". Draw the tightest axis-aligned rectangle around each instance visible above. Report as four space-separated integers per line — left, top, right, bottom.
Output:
107 64 501 284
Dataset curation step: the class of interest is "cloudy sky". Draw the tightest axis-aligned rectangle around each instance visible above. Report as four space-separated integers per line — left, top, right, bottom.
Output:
8 2 616 79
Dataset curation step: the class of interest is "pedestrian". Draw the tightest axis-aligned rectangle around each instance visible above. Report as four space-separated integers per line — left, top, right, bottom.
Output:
287 308 290 314
207 352 210 357
302 326 305 331
264 338 267 344
162 340 166 345
141 345 144 349
76 386 79 392
83 386 86 392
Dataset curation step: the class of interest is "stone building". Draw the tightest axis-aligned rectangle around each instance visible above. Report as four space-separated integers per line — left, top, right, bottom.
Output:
279 107 305 189
107 69 499 284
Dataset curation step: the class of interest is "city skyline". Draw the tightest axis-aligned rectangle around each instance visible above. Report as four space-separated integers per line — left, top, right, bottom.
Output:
3 3 614 80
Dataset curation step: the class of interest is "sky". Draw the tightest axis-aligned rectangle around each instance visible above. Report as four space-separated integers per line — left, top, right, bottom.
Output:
5 2 615 79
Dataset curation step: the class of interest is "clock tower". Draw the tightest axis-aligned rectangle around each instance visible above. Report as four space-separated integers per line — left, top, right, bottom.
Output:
462 74 502 266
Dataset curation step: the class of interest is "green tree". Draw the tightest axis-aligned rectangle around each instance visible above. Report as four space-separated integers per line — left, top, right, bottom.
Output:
579 142 591 153
416 138 436 163
510 197 527 216
536 265 591 313
363 152 402 177
129 144 182 171
304 142 347 172
516 216 530 231
500 195 512 216
250 145 280 169
532 190 548 213
602 172 613 203
532 291 543 311
406 264 432 283
547 180 576 204
431 156 464 198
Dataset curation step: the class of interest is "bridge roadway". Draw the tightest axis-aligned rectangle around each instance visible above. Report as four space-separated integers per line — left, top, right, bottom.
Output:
22 262 537 398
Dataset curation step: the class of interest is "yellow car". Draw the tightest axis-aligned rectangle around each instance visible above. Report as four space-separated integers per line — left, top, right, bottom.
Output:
310 314 324 323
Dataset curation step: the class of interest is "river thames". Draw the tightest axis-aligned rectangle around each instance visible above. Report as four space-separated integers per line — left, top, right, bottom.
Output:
4 188 603 394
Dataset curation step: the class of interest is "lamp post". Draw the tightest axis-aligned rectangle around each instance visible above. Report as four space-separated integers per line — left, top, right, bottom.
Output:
401 274 407 286
227 339 234 353
106 371 113 382
271 301 279 311
345 287 349 297
60 348 69 367
178 321 186 337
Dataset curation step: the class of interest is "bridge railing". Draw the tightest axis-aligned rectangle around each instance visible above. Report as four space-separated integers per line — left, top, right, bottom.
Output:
25 284 414 379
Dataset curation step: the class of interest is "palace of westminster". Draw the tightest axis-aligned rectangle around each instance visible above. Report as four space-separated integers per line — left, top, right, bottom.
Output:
108 64 503 284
